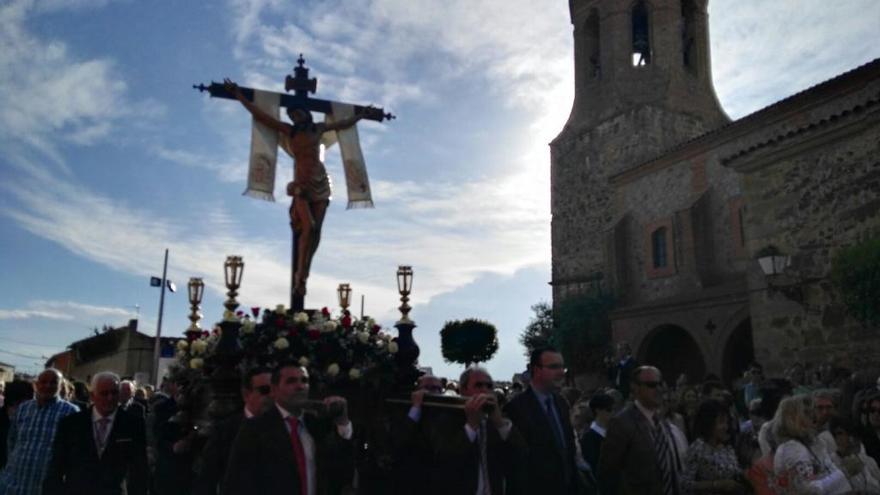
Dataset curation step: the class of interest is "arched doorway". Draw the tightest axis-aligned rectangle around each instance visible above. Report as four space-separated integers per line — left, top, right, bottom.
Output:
638 325 707 385
722 318 754 385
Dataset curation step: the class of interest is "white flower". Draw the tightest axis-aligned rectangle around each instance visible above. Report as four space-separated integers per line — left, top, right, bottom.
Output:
349 368 361 380
322 321 338 333
380 333 392 342
293 312 310 324
366 318 377 330
376 339 386 349
191 339 208 355
241 319 256 334
223 310 237 322
298 356 310 367
357 331 370 344
273 337 290 350
190 358 204 369
176 340 189 351
176 350 186 360
275 304 286 313
327 363 340 377
388 342 399 354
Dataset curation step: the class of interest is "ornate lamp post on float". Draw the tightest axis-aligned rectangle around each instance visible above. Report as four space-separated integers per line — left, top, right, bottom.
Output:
394 265 420 391
337 283 352 312
205 255 246 425
184 277 205 342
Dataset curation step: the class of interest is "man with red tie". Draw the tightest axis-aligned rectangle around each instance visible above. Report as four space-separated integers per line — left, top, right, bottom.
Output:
222 361 354 495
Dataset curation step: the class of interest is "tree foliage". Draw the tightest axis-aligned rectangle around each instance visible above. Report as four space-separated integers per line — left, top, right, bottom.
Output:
520 294 615 373
831 237 880 326
519 302 553 358
440 318 499 367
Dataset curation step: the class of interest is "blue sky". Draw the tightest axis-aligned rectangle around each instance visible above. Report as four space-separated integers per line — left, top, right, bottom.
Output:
1 0 879 379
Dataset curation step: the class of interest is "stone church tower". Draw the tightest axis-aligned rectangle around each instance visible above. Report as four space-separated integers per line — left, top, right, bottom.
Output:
551 0 729 300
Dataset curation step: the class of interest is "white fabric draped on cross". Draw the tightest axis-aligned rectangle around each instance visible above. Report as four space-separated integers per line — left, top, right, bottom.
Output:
242 90 374 209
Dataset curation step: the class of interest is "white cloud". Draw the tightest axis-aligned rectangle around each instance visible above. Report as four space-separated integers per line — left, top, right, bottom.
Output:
0 0 160 169
0 309 73 321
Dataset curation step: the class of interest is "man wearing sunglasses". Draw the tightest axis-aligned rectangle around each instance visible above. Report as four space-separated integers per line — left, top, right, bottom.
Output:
193 366 272 495
598 366 685 495
504 347 588 494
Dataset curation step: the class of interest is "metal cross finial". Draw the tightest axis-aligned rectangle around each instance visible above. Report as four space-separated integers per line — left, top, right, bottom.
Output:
287 54 317 96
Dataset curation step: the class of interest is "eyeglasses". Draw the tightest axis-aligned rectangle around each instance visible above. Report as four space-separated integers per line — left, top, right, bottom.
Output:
255 385 271 396
473 381 494 390
423 386 444 394
639 381 662 389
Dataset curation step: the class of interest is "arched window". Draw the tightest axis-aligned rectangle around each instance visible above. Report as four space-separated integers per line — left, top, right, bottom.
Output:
632 1 651 66
681 0 698 72
652 227 668 268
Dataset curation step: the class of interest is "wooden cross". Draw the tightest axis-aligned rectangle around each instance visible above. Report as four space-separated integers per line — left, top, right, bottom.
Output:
195 55 394 311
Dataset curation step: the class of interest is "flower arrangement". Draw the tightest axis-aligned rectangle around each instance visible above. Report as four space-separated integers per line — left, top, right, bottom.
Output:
173 305 400 391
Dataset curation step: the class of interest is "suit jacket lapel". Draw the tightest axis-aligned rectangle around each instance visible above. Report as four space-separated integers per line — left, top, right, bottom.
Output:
265 407 298 469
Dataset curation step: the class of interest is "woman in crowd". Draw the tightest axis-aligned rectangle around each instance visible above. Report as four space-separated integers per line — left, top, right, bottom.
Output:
678 385 701 441
681 399 750 494
828 416 880 492
772 395 855 494
862 395 880 465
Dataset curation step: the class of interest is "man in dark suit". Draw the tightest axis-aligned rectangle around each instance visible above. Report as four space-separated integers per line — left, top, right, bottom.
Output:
431 367 526 495
119 380 146 421
222 361 355 495
580 392 613 472
43 371 148 495
504 347 587 495
598 366 684 495
193 366 273 495
608 342 638 399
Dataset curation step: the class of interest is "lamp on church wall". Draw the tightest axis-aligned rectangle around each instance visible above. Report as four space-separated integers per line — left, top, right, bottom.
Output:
755 245 823 307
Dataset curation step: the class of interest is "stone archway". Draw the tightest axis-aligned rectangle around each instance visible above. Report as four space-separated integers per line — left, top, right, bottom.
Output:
637 324 707 385
721 318 754 385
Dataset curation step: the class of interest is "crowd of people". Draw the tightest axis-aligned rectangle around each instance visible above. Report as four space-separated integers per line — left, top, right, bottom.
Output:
0 343 879 494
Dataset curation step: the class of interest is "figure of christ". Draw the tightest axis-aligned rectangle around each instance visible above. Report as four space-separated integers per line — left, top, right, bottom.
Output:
224 79 367 295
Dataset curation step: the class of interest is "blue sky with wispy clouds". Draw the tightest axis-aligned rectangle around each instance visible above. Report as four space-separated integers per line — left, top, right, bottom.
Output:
1 0 878 378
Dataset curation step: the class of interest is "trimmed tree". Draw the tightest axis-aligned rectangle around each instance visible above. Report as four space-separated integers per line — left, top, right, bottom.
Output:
831 237 880 326
519 302 553 358
440 318 499 367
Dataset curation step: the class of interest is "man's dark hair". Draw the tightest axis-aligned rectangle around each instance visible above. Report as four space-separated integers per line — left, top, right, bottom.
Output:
588 393 614 416
828 415 858 436
693 399 728 441
73 381 90 402
271 360 307 385
3 380 34 408
242 366 272 390
529 346 559 370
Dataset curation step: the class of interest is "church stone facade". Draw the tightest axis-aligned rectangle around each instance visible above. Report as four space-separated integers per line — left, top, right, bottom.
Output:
551 0 880 381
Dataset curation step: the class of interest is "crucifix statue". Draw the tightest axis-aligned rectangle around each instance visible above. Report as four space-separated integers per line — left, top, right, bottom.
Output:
195 55 394 311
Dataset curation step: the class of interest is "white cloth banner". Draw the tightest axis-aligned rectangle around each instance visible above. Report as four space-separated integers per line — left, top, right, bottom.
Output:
324 102 374 209
243 90 280 201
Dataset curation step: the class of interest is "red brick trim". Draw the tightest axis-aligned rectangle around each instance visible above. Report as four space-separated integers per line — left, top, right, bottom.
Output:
728 196 746 259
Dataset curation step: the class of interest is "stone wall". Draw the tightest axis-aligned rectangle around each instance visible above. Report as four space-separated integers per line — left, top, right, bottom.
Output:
727 78 880 376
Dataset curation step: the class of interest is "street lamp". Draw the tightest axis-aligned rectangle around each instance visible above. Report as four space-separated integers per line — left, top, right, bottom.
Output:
396 265 413 324
223 255 244 313
337 283 352 312
185 277 205 340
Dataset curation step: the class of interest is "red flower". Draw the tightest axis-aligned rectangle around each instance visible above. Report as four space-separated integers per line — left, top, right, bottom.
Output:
370 324 381 335
287 328 299 338
275 318 286 328
236 310 244 317
251 307 260 317
341 316 352 328
307 329 321 341
204 330 212 338
321 307 331 317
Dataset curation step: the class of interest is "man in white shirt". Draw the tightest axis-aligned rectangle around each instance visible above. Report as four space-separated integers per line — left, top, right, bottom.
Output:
223 361 354 495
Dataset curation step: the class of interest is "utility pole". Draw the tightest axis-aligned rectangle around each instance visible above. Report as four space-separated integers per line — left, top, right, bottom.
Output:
152 249 169 386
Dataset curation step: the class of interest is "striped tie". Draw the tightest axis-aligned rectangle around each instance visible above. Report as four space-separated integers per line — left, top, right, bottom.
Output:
652 416 676 495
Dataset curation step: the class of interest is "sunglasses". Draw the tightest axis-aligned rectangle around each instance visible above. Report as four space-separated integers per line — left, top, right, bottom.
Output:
537 363 564 370
639 381 662 388
255 385 271 395
473 381 494 390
